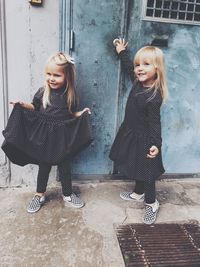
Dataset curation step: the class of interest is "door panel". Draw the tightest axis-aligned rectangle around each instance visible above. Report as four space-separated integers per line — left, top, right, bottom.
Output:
66 0 126 174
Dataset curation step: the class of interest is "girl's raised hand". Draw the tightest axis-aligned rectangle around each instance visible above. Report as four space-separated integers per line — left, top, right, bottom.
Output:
147 145 159 158
113 38 128 54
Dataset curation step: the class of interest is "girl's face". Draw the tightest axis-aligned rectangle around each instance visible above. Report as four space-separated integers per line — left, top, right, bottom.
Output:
45 61 66 90
134 58 156 87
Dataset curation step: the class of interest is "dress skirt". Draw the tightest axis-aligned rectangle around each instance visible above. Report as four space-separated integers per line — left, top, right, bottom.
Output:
2 104 92 166
109 123 165 181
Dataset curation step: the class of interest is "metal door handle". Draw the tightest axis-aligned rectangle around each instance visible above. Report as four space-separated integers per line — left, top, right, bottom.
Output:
69 30 75 51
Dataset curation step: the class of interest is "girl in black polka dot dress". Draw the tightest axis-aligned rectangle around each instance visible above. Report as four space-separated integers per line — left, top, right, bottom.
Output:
109 39 168 224
3 52 92 213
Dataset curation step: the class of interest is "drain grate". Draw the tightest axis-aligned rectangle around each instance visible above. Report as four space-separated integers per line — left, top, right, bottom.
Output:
116 223 200 267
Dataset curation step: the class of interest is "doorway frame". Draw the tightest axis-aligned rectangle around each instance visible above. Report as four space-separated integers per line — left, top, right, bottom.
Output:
0 0 11 186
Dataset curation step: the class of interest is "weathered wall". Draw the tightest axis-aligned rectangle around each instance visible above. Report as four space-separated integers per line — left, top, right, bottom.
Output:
0 0 59 186
1 0 200 186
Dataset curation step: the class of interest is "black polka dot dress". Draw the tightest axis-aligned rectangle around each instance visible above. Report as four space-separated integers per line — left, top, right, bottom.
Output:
2 87 92 166
109 51 165 182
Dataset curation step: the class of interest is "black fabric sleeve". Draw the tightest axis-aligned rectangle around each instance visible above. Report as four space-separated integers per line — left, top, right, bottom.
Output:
31 87 44 111
118 50 135 82
146 99 162 149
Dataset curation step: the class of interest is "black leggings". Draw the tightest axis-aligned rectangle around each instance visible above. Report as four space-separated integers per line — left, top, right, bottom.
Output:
36 159 72 196
134 180 156 204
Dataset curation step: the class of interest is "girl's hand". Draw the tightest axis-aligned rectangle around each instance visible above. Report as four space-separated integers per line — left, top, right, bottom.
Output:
10 100 24 106
113 38 128 54
10 101 35 110
147 145 159 158
74 107 91 117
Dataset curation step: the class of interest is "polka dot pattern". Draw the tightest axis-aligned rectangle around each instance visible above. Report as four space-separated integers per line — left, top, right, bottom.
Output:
109 81 165 183
2 103 92 166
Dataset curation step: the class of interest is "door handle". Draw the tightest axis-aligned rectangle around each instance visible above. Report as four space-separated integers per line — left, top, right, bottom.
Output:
69 30 75 51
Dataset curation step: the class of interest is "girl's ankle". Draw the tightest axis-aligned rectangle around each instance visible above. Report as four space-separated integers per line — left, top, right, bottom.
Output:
35 192 45 197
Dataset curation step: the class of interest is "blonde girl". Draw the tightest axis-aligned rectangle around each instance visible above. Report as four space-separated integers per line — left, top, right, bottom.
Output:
110 39 168 224
4 52 91 213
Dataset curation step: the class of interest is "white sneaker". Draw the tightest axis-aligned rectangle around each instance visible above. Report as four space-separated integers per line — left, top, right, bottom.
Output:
27 195 45 213
143 200 159 225
63 193 84 208
120 191 144 202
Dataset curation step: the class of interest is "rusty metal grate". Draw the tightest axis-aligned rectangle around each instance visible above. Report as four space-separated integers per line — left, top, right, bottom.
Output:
116 223 200 267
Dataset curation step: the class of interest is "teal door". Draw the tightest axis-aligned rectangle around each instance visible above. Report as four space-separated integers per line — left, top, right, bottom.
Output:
60 0 200 176
60 0 128 175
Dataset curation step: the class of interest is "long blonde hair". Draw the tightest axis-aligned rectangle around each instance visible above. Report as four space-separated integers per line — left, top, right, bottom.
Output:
134 46 168 103
43 52 77 113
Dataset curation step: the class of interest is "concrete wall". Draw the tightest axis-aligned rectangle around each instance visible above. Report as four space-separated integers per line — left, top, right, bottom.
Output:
0 0 59 186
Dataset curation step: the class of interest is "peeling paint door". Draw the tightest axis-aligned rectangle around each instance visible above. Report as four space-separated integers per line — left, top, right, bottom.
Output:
60 0 128 175
61 0 200 175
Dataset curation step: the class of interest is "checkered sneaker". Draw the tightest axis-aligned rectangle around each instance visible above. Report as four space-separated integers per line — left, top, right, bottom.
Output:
143 200 159 225
63 193 84 208
120 191 144 202
27 195 45 213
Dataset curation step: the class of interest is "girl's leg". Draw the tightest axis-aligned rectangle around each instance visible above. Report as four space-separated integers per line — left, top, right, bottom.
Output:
143 179 159 225
36 163 52 194
57 159 72 197
120 180 144 202
58 158 84 208
134 180 145 195
144 179 156 204
27 163 51 213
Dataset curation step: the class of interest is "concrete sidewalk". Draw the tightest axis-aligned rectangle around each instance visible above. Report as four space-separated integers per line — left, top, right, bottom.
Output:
0 178 200 267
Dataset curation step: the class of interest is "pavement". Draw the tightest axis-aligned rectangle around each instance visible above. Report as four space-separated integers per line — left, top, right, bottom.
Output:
0 178 200 267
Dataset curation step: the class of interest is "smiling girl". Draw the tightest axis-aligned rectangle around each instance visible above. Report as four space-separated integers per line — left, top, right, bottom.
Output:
110 39 168 224
3 52 92 213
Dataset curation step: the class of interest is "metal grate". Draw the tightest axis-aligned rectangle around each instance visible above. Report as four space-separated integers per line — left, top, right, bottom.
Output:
116 223 200 267
143 0 200 25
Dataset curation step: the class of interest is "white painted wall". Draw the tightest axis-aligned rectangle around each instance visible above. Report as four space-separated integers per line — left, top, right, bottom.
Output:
0 0 59 186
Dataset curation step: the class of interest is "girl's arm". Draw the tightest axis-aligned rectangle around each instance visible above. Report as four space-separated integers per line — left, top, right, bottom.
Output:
10 88 43 111
74 107 91 117
146 99 162 158
113 38 134 81
10 101 35 110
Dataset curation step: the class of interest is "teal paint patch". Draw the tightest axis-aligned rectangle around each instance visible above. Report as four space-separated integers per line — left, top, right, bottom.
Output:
61 0 125 174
